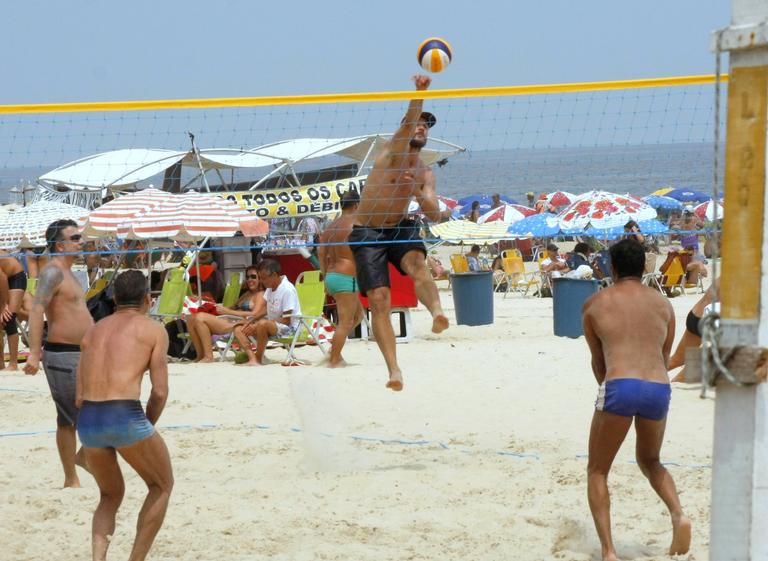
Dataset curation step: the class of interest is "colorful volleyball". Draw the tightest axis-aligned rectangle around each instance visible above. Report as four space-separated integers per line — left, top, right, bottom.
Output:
417 37 453 73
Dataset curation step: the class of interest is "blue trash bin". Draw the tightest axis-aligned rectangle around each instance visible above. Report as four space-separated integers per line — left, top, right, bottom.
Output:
552 277 600 338
451 271 493 326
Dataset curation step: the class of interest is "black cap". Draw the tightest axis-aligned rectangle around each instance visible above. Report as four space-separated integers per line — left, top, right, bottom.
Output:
402 111 437 128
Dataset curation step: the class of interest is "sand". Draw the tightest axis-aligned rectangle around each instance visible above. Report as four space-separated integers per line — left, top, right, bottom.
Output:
0 285 713 561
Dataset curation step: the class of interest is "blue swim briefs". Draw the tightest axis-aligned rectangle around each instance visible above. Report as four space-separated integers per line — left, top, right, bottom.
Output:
77 400 155 448
595 378 671 421
325 272 358 295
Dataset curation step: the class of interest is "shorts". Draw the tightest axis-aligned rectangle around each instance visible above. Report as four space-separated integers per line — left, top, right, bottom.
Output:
78 400 155 448
275 322 297 338
41 343 81 427
686 310 702 337
325 272 358 295
348 220 426 295
3 314 17 336
8 270 27 291
595 378 671 421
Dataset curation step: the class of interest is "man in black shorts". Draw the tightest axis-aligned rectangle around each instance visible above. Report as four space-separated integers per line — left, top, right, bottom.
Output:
0 250 28 370
349 74 450 391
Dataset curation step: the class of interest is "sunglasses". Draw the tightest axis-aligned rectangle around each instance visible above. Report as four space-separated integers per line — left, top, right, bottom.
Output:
247 274 259 280
65 234 82 242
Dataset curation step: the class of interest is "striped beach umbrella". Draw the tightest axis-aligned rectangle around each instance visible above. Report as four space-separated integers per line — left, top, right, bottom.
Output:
117 191 267 241
429 219 511 245
477 204 535 225
81 188 174 238
651 186 674 196
694 200 725 221
0 200 88 249
407 196 459 217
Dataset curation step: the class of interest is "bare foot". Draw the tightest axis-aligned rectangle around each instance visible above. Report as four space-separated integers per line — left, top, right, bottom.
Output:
3 364 18 371
197 357 214 364
670 514 691 556
602 553 618 561
63 477 81 489
238 359 262 366
386 372 403 391
328 358 347 368
431 314 449 334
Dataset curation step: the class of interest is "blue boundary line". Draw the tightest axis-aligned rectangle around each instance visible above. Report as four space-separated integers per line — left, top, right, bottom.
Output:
0 421 710 469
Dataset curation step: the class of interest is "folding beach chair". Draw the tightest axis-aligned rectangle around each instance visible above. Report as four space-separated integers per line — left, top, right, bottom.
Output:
150 268 190 321
500 256 540 298
450 253 469 273
221 272 242 308
660 257 704 296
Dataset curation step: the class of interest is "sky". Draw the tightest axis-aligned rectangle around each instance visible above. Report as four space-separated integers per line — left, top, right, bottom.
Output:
1 0 730 104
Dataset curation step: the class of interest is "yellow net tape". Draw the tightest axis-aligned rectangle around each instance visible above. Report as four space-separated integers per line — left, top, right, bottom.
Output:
0 74 729 115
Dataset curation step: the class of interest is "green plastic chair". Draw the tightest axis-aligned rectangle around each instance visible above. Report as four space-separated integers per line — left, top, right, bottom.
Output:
276 271 328 364
221 272 242 308
152 268 189 320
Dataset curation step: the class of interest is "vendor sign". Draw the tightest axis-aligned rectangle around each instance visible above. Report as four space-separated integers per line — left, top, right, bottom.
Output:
218 175 366 219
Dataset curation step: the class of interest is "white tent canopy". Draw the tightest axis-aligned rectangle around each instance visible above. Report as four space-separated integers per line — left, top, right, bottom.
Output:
38 135 465 193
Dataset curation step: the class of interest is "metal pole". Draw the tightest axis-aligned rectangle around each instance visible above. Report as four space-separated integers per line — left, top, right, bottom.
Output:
709 3 768 559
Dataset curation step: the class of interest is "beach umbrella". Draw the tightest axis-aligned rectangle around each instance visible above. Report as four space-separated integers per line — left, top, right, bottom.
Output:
429 219 511 245
0 200 88 249
642 195 683 211
557 190 657 231
476 204 535 225
407 196 459 218
545 190 576 207
81 188 175 238
694 200 725 221
585 218 671 240
507 212 560 238
117 191 268 241
457 194 517 211
664 188 711 203
651 186 674 196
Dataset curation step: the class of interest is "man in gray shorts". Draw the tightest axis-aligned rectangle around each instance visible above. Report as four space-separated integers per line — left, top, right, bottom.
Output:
24 219 94 488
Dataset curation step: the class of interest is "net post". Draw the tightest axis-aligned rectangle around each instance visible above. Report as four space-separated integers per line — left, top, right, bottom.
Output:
710 2 768 559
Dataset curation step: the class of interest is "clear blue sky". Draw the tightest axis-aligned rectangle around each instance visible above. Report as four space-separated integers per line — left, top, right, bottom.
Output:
1 0 729 104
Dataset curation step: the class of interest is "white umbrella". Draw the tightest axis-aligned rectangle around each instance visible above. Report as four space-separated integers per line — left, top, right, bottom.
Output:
694 200 725 221
476 204 535 224
557 190 657 231
0 201 87 249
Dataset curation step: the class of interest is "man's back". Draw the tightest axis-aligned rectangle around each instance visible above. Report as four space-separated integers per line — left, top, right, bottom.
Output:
584 280 673 382
320 213 357 276
79 312 165 401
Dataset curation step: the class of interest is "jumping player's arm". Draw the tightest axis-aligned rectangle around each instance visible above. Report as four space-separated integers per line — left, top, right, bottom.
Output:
582 301 606 384
387 75 431 168
414 168 449 222
23 265 63 375
145 323 169 425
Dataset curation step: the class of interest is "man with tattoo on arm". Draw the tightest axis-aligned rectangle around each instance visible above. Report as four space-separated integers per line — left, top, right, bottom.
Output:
24 219 94 488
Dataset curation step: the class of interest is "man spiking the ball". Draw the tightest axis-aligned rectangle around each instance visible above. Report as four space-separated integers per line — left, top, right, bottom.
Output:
348 74 450 391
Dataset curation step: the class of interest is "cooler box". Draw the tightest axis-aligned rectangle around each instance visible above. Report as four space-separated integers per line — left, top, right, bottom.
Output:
450 271 493 326
552 277 600 338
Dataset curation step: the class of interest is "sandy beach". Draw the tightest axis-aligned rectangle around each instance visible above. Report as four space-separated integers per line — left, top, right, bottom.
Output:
0 284 713 561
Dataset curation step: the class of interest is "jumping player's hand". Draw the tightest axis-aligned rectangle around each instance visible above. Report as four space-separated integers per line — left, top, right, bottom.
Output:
24 356 39 375
413 74 431 91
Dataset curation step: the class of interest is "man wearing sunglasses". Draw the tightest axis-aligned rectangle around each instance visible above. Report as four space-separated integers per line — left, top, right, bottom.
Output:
24 219 94 488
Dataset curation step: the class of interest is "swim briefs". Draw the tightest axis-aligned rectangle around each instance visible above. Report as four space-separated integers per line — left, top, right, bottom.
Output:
325 272 358 295
78 400 155 448
41 342 81 427
348 219 426 295
685 310 702 338
8 270 27 291
595 378 671 421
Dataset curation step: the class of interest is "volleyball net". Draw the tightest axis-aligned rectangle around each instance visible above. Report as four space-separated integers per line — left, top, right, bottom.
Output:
0 74 725 253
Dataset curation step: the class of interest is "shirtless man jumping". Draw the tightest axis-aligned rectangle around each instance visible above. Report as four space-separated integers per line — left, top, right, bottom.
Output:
348 74 449 391
582 239 691 561
318 190 365 367
24 219 94 488
77 270 172 561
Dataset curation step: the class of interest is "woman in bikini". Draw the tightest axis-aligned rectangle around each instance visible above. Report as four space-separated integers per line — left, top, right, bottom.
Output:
186 265 266 363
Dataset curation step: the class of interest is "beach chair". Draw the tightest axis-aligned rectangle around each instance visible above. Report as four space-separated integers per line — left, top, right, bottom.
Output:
660 257 704 295
450 253 469 273
150 268 189 321
501 249 522 261
221 272 242 308
500 256 540 298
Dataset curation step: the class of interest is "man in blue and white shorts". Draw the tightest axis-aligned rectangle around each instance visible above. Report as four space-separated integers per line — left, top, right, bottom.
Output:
582 238 691 561
233 259 301 366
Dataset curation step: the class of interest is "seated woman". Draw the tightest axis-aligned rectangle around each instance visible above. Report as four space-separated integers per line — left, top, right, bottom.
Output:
187 265 266 363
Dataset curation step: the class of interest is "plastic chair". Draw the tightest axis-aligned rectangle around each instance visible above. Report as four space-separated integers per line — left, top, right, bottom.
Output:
501 257 539 298
26 278 37 296
450 253 469 273
151 268 189 320
221 272 242 308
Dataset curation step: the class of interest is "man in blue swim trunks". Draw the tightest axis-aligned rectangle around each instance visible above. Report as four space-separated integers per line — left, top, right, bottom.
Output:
318 191 365 367
76 270 172 561
582 238 691 561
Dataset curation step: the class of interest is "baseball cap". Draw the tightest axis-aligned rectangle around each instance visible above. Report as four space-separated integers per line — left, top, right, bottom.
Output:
402 111 436 128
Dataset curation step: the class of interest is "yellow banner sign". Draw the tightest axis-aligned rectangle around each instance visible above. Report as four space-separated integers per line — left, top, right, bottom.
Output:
217 175 367 219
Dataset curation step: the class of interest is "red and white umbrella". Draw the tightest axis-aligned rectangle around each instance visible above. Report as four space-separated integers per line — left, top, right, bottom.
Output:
0 200 88 249
407 196 458 216
81 188 174 238
557 190 657 230
477 204 536 224
694 200 724 221
546 191 576 207
117 191 267 241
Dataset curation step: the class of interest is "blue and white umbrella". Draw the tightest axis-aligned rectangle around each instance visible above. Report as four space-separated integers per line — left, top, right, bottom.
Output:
457 194 518 211
507 212 560 237
642 195 683 211
581 219 670 240
665 188 711 203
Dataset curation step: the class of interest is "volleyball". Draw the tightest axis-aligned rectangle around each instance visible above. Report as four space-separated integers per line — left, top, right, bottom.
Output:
417 37 453 73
